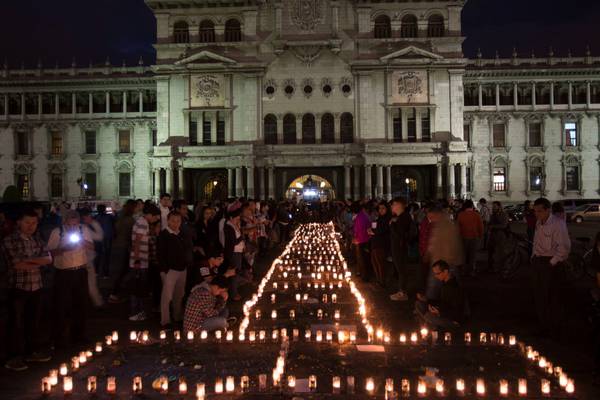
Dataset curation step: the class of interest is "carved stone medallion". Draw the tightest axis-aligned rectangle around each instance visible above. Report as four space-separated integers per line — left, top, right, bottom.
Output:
290 0 324 31
194 75 221 106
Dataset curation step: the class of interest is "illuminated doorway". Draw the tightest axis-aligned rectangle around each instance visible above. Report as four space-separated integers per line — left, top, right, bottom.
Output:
286 175 335 202
200 174 227 202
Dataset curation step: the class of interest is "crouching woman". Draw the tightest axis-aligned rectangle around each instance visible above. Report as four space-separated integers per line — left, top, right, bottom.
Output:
183 275 233 333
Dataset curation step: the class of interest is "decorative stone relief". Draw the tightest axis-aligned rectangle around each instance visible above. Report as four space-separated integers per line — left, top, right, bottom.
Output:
391 71 428 104
291 46 322 67
264 78 278 99
321 77 334 98
339 77 353 97
301 78 315 98
290 0 324 31
282 79 297 99
190 74 224 107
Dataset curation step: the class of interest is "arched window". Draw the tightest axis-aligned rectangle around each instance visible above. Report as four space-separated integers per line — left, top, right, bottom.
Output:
283 114 296 144
224 19 242 42
264 114 278 145
199 20 215 43
492 157 508 193
400 14 418 38
528 157 544 193
374 15 391 39
340 113 354 144
564 156 581 192
173 21 190 43
302 114 316 144
427 14 444 37
321 113 334 144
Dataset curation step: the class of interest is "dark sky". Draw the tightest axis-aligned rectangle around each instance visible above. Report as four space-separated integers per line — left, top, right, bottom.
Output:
0 0 599 68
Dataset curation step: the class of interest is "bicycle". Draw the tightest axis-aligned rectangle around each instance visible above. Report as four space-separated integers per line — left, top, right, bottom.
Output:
496 231 530 281
564 237 596 281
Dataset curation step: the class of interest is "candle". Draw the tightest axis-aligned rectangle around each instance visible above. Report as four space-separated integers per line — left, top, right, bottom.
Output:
417 379 426 396
105 335 113 345
249 331 256 342
71 357 79 371
499 379 508 396
79 351 87 365
215 378 223 393
241 376 249 392
479 332 487 344
107 376 117 394
272 370 280 387
184 330 193 341
518 378 527 395
322 293 328 303
226 331 234 342
376 328 384 341
295 293 301 302
456 378 465 394
433 379 443 395
509 335 517 345
316 330 323 342
338 330 347 344
255 309 262 319
303 293 308 301
158 330 165 340
178 377 187 394
271 293 276 303
400 333 407 344
366 377 375 394
95 342 103 353
332 294 337 303
215 330 222 340
111 331 119 342
259 374 267 391
271 310 277 319
142 330 149 342
273 282 278 289
385 378 394 396
42 377 52 394
290 309 295 319
63 376 73 394
49 370 59 386
539 357 547 368
476 378 485 396
465 332 472 344
130 330 138 341
410 332 418 344
196 383 205 399
565 378 575 394
259 330 266 341
59 363 68 376
559 373 568 387
384 332 391 343
174 330 181 341
309 375 317 391
326 331 333 342
317 309 323 319
293 329 299 340
402 379 410 396
284 282 289 290
239 332 245 342
350 331 357 343
541 379 550 395
288 375 296 388
159 376 168 394
272 330 279 341
498 333 505 345
334 310 340 320
444 332 452 344
132 376 142 393
332 376 341 393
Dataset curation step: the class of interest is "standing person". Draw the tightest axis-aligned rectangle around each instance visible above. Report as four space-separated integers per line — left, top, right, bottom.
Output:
478 198 491 249
2 209 52 371
276 202 291 245
108 200 136 303
159 193 172 230
158 211 187 328
128 204 160 321
368 201 391 287
487 201 509 272
351 202 371 282
95 204 114 278
456 200 484 277
80 208 104 308
148 220 162 313
47 210 93 347
224 208 248 301
524 200 536 256
531 198 571 337
389 198 411 301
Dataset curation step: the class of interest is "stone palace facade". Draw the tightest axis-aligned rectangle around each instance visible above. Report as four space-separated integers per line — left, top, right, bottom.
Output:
0 0 599 203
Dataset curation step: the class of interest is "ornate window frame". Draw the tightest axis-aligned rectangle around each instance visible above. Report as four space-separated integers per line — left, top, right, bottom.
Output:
463 114 474 150
263 78 277 99
46 122 68 161
114 160 134 198
489 155 511 197
301 78 315 99
525 155 547 197
339 77 353 98
113 120 136 158
321 77 334 98
560 113 583 152
79 121 101 159
14 163 34 200
282 79 296 99
561 154 584 196
523 114 546 151
12 123 33 161
82 161 100 199
487 113 511 152
48 162 67 200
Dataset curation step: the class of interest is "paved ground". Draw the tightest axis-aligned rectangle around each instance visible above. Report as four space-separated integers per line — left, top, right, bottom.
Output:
0 221 598 398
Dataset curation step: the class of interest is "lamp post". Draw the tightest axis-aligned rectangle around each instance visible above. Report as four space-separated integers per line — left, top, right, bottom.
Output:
405 178 410 201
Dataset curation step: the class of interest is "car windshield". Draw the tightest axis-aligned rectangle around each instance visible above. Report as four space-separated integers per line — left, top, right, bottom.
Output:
574 204 590 211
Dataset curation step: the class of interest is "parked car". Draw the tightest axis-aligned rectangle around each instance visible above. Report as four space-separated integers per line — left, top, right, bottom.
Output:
559 199 600 214
567 204 600 223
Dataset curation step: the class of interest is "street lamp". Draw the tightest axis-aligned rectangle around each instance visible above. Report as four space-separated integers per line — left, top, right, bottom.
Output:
405 178 410 201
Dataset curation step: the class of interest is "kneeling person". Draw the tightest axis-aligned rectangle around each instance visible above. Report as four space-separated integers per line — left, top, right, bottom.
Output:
184 275 233 333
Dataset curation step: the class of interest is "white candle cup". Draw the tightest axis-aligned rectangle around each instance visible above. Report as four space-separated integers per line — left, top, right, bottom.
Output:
41 377 52 394
499 379 508 396
107 376 117 394
365 377 375 394
59 363 68 376
132 376 142 394
541 379 550 396
63 376 73 394
518 379 527 396
196 383 206 399
309 375 317 391
288 375 296 388
49 370 59 386
95 342 103 353
476 378 486 396
215 378 223 394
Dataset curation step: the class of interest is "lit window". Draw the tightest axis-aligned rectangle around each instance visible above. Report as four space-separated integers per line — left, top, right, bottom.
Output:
566 166 579 191
17 174 30 198
118 130 131 153
51 132 63 155
493 167 506 191
565 122 578 147
529 166 543 191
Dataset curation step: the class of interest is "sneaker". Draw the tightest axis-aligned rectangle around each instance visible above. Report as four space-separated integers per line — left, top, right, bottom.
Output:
25 352 51 363
137 311 148 321
5 357 28 372
226 317 237 326
390 291 408 301
129 312 144 321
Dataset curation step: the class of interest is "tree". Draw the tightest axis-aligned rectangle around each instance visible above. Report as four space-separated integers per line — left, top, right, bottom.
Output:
2 185 22 202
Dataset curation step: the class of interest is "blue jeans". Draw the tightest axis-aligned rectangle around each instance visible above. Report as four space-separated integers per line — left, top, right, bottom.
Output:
200 308 229 332
129 269 148 316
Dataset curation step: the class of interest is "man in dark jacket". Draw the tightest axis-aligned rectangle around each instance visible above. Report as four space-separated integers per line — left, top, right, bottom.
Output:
389 197 412 301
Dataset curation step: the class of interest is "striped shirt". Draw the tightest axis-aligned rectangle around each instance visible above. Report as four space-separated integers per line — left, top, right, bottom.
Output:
130 216 150 269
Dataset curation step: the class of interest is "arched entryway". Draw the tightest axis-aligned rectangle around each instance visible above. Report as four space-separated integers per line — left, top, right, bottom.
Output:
285 175 335 202
189 170 228 202
390 166 436 201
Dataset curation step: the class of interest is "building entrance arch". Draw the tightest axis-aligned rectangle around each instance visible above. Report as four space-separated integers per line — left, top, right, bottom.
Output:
285 175 335 202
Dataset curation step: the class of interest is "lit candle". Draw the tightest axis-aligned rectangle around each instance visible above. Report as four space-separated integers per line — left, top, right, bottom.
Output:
78 351 87 365
366 377 375 394
498 333 505 345
111 331 119 342
400 333 407 344
49 370 59 386
259 330 266 341
174 330 181 341
331 376 341 393
239 332 245 342
249 331 256 342
63 376 73 394
159 376 168 394
334 310 340 320
410 332 418 344
226 331 234 342
417 379 427 396
130 330 138 342
215 330 222 340
317 309 323 319
295 293 301 302
271 310 277 319
322 293 328 303
538 357 547 368
95 342 103 353
479 332 487 344
465 332 472 345
71 357 79 371
338 330 347 344
259 374 267 391
376 328 384 341
196 383 205 399
499 379 508 396
293 329 299 340
288 375 296 388
400 379 410 396
350 331 357 343
444 332 452 344
272 330 279 341
289 309 295 319
107 376 117 394
326 331 333 342
241 376 249 392
309 375 317 391
200 330 208 340
332 294 337 303
565 378 575 394
41 377 52 394
347 376 355 394
476 378 485 396
541 379 550 396
271 294 276 303
132 376 142 394
509 335 517 346
215 378 223 394
142 330 149 342
284 282 289 290
255 309 262 319
518 378 527 396
456 378 465 394
273 282 278 289
559 373 568 387
385 378 394 396
316 330 323 342
59 363 68 376
272 369 280 387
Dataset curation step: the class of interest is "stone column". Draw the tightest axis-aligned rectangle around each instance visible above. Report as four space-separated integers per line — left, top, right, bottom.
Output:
276 114 283 144
364 165 372 199
105 92 110 114
55 93 60 115
344 165 351 200
227 168 234 198
165 167 173 195
246 166 255 198
334 113 341 144
532 82 537 108
550 82 555 109
460 163 468 199
259 167 266 200
376 165 384 199
235 167 244 197
295 114 302 144
178 167 185 199
315 114 322 143
211 111 218 145
513 82 518 107
123 91 128 114
386 165 392 200
478 84 483 108
139 90 144 113
154 169 161 197
415 109 423 142
353 165 361 200
587 81 592 108
447 163 455 199
267 167 275 200
71 93 77 115
568 81 573 109
88 93 93 114
495 84 500 109
436 163 443 199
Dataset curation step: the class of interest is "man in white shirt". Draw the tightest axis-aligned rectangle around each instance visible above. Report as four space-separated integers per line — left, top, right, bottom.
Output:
159 193 172 229
47 210 93 346
532 197 571 337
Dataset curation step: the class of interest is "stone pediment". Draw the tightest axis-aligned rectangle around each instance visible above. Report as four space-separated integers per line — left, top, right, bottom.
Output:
380 46 444 63
174 50 237 66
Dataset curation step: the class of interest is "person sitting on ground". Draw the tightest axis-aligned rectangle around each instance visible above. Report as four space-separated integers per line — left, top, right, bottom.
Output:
183 275 235 333
415 259 466 329
197 249 236 284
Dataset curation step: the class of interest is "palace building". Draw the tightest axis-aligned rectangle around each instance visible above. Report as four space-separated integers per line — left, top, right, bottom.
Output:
0 0 599 203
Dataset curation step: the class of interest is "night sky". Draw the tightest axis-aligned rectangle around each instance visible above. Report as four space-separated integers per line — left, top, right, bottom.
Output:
0 0 598 68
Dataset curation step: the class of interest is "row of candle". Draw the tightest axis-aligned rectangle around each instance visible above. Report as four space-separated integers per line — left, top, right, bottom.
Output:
272 281 344 291
525 345 575 394
42 374 575 397
255 308 341 320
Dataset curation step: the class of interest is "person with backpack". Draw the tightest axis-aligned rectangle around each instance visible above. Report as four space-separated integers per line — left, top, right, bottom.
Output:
389 197 412 301
46 210 93 347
